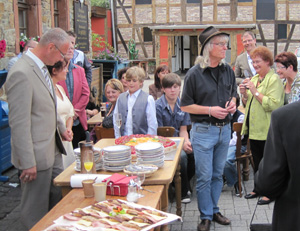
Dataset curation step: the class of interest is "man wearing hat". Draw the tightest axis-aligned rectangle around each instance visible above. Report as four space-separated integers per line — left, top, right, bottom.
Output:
181 26 237 231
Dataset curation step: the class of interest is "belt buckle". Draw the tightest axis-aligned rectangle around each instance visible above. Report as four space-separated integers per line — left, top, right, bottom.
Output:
215 122 225 127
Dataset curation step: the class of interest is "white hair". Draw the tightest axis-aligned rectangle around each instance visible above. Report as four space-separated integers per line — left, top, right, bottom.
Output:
195 35 229 68
39 28 69 47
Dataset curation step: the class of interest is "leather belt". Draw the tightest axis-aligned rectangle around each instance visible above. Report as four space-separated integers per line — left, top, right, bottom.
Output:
211 121 228 127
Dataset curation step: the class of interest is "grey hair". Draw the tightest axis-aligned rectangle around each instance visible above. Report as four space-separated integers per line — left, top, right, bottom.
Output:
39 28 69 47
242 31 255 40
195 35 229 68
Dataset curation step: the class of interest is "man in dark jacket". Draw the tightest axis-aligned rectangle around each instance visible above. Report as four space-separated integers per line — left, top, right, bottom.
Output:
255 101 300 231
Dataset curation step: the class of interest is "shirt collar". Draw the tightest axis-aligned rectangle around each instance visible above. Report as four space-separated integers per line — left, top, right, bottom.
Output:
25 48 45 71
161 94 181 111
129 89 141 97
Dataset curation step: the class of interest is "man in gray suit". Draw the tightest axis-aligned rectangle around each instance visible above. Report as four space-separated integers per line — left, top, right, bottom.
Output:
234 31 257 85
5 28 72 229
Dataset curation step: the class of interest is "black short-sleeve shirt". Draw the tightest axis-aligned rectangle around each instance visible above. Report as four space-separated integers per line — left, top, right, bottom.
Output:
180 63 237 123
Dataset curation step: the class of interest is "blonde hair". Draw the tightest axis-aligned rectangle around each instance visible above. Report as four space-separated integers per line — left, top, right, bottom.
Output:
125 66 145 82
104 79 124 97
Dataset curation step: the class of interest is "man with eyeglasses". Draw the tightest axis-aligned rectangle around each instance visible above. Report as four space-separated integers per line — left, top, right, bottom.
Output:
181 26 237 231
5 28 72 229
234 31 257 85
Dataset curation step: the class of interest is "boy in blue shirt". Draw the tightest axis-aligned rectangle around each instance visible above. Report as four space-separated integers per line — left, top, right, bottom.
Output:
113 66 157 137
156 73 194 203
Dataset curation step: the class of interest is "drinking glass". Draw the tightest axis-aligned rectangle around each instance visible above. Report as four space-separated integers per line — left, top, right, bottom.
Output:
132 172 145 198
83 150 94 173
115 113 122 135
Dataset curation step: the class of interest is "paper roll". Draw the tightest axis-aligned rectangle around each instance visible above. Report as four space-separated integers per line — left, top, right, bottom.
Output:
70 174 112 188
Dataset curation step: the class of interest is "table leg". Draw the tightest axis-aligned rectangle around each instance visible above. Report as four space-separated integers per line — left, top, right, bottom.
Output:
174 162 182 217
160 185 170 231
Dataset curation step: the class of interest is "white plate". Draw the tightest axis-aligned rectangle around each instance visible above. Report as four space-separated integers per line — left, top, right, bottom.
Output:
135 142 163 152
102 145 130 153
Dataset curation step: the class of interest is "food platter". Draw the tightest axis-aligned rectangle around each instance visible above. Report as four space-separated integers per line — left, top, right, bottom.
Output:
44 199 181 231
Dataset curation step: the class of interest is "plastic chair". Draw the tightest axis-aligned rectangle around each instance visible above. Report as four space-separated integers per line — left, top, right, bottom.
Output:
233 122 255 198
95 125 115 140
157 126 175 137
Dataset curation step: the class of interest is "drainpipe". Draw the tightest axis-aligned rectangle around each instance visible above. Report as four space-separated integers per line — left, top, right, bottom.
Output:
111 0 117 51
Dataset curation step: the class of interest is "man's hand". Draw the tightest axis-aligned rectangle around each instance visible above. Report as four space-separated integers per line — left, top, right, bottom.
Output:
61 129 73 142
183 140 193 154
20 166 37 183
211 106 230 120
226 100 236 114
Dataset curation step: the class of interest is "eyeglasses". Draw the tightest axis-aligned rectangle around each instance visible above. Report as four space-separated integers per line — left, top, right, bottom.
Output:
242 39 254 44
54 44 65 59
276 65 286 70
212 42 227 47
252 60 263 65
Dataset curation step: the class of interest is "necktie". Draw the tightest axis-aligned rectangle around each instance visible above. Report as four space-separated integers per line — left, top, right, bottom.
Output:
42 66 54 96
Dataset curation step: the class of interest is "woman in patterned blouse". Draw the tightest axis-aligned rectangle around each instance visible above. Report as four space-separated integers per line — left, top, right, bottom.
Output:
275 51 300 104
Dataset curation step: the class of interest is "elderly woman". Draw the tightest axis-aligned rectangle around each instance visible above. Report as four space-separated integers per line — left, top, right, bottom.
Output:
149 64 170 100
240 46 284 205
275 51 300 104
102 79 124 128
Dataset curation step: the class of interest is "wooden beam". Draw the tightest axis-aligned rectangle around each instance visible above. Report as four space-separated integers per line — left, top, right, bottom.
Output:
213 0 217 22
274 23 278 55
117 28 128 53
155 34 160 68
257 23 267 47
117 0 132 24
200 0 203 22
284 24 295 51
181 0 186 23
230 0 237 22
168 36 172 70
136 28 148 58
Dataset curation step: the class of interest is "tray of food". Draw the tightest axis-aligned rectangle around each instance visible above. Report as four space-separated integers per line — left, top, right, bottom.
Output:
44 199 181 231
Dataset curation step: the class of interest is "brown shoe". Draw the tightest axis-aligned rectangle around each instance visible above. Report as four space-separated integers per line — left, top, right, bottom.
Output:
197 219 211 231
213 212 231 225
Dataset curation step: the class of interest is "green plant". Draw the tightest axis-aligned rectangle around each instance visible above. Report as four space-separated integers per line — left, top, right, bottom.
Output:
92 33 123 62
128 39 139 60
91 0 110 8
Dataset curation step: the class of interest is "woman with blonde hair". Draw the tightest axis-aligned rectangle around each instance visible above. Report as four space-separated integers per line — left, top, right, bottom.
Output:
102 79 124 128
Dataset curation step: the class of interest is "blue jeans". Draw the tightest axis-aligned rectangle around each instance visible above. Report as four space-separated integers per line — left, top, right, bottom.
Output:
223 146 237 187
191 122 230 220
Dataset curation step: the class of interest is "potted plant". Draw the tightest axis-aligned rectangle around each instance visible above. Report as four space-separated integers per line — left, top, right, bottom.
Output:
91 0 110 17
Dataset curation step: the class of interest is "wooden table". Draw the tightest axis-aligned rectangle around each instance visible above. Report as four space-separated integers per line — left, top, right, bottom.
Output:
30 185 163 231
87 112 103 125
54 138 184 218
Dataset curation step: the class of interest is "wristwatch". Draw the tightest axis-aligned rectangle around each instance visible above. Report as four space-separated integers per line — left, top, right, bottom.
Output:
255 92 260 97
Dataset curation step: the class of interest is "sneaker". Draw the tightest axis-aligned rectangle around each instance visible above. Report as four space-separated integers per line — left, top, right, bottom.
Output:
234 182 243 197
187 190 192 196
181 195 191 203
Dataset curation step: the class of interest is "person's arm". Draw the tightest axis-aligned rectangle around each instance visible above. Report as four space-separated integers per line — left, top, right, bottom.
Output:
83 54 92 87
146 95 158 135
73 68 90 113
155 100 164 127
179 126 193 154
255 110 288 200
113 99 120 138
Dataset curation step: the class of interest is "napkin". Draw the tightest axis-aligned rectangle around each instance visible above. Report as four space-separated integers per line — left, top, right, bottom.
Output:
70 174 111 188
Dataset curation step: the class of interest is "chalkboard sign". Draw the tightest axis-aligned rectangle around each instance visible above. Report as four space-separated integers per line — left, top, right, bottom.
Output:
74 2 89 52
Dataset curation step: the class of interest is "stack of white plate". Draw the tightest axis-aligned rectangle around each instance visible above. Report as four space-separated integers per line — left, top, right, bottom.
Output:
73 147 102 171
102 145 132 172
135 142 165 168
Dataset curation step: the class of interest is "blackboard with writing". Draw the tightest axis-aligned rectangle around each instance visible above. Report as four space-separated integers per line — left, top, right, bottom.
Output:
74 2 89 52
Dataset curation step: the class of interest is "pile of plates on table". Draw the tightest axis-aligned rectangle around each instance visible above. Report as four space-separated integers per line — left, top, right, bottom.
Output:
135 142 165 168
74 147 102 171
102 145 132 172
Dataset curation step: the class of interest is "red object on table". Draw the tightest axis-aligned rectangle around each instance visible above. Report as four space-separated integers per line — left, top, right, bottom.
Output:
103 173 136 196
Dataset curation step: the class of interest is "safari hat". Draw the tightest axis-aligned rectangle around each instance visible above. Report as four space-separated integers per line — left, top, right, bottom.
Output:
199 26 229 55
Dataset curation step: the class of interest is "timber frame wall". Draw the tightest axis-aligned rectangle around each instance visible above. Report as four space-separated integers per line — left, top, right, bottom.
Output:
114 0 300 69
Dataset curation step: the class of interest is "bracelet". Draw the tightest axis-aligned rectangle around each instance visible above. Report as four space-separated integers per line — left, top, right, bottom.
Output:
208 106 211 117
